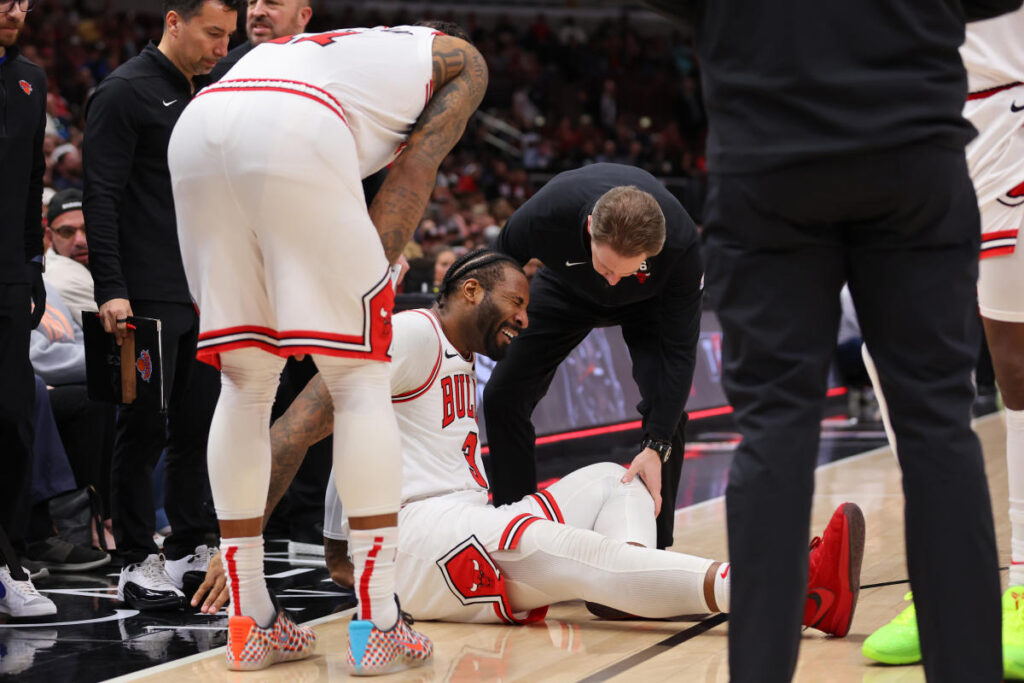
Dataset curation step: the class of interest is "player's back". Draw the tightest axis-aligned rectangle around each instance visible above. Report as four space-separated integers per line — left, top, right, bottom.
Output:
222 25 437 178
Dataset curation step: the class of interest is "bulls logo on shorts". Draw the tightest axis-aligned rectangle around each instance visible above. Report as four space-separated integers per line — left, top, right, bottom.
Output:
436 536 502 605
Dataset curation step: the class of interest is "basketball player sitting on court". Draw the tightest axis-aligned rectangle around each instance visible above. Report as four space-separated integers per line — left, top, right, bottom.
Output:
196 250 865 633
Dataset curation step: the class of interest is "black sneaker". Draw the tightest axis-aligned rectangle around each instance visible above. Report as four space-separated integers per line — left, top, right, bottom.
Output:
117 554 186 610
22 536 111 573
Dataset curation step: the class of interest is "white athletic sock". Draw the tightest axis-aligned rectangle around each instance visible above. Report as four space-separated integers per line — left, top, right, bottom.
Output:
1007 409 1024 587
221 536 275 627
714 563 730 613
350 527 399 629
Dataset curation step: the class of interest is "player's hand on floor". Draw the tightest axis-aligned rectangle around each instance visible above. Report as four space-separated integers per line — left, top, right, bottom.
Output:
192 550 229 614
622 448 663 516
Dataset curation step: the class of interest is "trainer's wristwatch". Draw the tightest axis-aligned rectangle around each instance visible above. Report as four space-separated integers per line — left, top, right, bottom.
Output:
640 437 672 463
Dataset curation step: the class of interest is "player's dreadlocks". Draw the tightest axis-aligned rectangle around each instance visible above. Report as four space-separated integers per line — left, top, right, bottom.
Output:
435 249 524 309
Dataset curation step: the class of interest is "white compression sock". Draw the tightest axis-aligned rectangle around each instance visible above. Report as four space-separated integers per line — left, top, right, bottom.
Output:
315 356 402 629
349 528 399 629
221 536 276 627
495 521 713 618
1008 408 1024 587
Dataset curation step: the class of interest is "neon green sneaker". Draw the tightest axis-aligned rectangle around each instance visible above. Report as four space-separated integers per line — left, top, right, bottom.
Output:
862 592 921 665
1004 586 1024 679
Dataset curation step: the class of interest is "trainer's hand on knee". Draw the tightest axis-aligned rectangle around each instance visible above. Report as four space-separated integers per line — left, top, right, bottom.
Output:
622 449 663 516
192 550 229 614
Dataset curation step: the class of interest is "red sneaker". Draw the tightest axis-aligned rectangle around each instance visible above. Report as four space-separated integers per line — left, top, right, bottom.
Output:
803 502 865 637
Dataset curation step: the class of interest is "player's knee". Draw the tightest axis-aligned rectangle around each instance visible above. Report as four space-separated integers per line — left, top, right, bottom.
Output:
219 348 284 402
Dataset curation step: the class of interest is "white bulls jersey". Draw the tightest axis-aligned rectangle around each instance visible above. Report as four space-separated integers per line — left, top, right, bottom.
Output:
962 9 1024 93
212 25 438 179
390 309 489 505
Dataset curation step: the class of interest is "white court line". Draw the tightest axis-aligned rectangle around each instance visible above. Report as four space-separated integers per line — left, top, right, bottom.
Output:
266 568 315 579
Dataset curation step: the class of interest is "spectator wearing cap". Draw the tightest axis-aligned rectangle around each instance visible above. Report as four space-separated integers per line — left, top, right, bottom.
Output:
43 189 96 327
49 142 82 191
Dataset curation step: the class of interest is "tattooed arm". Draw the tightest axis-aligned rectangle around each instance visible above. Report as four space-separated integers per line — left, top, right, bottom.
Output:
370 35 489 263
262 373 336 526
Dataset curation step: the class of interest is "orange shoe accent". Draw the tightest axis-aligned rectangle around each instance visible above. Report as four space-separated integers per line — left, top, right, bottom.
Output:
226 612 316 671
228 615 254 664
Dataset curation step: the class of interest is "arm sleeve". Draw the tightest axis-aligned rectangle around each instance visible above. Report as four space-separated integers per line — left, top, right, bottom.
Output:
963 0 1023 21
83 77 138 306
623 241 703 440
24 77 46 262
389 312 443 397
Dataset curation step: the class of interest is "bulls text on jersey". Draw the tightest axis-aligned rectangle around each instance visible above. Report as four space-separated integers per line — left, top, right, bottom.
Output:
441 373 476 428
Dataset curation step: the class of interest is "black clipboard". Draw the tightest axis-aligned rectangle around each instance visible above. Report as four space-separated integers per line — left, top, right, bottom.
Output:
82 311 165 411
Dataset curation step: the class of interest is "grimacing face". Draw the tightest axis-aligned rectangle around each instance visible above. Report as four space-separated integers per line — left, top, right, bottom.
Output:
247 0 311 45
473 267 529 361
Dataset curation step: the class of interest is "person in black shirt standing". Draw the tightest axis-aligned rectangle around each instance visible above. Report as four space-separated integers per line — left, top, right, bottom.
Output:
486 163 702 551
646 0 1022 680
0 0 55 617
82 0 243 611
209 0 310 81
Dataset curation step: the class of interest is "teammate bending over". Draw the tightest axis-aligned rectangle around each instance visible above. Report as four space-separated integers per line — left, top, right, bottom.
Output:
168 24 487 674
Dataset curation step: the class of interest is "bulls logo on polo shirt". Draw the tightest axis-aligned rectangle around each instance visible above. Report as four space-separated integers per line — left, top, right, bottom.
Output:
19 79 32 95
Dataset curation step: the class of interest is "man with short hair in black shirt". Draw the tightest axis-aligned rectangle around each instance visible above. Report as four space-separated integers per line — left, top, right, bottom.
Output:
486 163 702 552
0 0 55 617
82 0 243 611
208 0 311 81
647 0 1023 680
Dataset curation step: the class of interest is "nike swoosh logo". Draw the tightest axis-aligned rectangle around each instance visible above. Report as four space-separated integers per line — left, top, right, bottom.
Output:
1012 102 1024 113
399 639 429 654
805 588 835 628
444 350 459 359
565 261 588 267
720 564 730 579
162 99 178 107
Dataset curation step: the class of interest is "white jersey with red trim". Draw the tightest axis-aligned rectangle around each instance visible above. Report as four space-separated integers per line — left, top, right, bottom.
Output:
390 309 489 505
961 8 1024 93
218 25 437 179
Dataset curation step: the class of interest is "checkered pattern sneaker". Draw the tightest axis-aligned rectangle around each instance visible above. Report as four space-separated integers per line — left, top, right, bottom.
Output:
226 610 317 671
348 608 433 676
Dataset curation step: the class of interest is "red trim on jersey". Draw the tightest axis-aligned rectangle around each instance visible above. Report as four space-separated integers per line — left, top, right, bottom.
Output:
499 514 542 550
195 80 348 127
358 536 384 620
531 490 565 524
196 340 390 370
392 310 444 403
199 324 366 345
492 602 549 625
224 546 241 617
980 228 1018 260
981 245 1016 259
967 81 1023 100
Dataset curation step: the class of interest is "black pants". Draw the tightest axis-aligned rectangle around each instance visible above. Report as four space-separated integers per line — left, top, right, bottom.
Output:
0 283 35 545
49 383 115 514
110 300 219 562
483 270 687 549
703 143 1000 682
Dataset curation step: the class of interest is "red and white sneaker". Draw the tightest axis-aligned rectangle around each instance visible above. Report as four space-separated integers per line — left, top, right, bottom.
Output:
802 502 865 637
348 608 433 676
226 610 317 671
